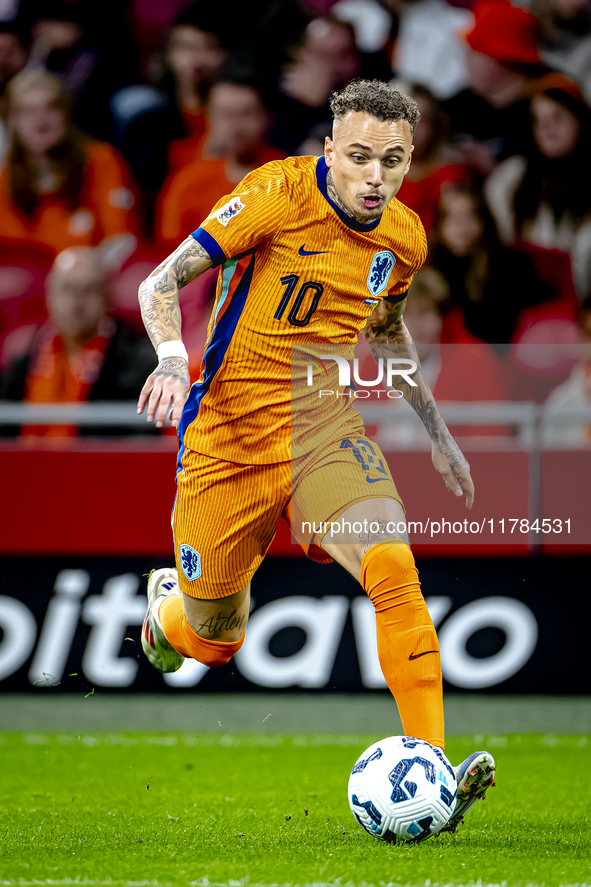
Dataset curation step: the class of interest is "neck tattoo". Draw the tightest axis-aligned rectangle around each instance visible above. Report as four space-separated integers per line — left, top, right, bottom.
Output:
326 168 376 225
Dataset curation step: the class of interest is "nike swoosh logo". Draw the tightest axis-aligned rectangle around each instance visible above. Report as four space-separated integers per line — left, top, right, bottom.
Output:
408 650 439 660
299 244 330 256
366 477 389 484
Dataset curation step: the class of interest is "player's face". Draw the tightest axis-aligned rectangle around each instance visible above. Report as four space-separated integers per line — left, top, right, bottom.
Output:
324 112 413 222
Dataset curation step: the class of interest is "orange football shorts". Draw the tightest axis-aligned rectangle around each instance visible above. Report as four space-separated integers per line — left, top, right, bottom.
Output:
173 432 403 599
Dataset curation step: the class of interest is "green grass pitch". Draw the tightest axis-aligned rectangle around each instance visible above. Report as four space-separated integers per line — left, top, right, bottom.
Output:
1 732 590 887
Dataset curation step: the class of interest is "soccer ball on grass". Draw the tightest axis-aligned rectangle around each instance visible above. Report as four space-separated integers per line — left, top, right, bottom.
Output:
348 735 456 843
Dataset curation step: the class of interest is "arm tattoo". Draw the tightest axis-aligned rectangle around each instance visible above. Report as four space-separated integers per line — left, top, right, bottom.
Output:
364 299 469 473
138 237 212 350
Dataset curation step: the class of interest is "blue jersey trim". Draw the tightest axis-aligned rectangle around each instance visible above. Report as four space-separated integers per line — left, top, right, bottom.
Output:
191 227 226 268
176 250 256 476
315 156 381 233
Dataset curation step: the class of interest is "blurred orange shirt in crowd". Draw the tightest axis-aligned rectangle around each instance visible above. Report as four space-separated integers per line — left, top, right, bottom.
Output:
157 147 287 248
168 110 209 173
21 318 114 439
0 142 140 256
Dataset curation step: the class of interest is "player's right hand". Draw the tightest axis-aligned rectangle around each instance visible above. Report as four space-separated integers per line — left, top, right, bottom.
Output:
137 357 190 428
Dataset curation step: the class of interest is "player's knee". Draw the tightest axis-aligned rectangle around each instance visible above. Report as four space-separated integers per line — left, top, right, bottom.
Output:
360 541 419 599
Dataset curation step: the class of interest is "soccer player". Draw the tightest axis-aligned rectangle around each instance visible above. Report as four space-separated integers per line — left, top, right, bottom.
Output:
137 80 495 836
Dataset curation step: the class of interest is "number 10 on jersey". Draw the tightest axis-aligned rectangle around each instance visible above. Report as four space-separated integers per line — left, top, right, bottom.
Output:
274 274 324 327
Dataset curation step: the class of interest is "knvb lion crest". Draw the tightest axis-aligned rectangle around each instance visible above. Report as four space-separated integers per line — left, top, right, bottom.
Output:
367 250 396 296
180 544 201 581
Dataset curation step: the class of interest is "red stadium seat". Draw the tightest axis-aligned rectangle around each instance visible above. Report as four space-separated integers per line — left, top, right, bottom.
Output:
510 302 579 402
111 246 166 327
0 239 54 369
517 244 578 315
111 245 218 361
506 245 579 401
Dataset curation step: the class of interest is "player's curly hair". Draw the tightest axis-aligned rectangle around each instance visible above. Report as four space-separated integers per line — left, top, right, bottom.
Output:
330 79 420 134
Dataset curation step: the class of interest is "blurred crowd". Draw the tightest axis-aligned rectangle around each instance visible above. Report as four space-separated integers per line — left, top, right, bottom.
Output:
0 0 590 441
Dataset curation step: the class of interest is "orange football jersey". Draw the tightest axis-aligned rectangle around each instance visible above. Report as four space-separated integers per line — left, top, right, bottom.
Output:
179 155 427 466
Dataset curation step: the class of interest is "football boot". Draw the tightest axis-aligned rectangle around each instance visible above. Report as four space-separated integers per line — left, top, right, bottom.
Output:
141 568 185 673
442 751 496 833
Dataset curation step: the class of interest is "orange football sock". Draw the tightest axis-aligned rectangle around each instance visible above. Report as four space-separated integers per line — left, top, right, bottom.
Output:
159 595 245 667
360 542 444 749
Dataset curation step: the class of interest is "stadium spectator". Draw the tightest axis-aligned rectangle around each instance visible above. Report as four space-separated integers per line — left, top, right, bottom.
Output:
130 0 274 83
0 21 27 96
331 0 395 63
167 71 284 172
281 17 360 107
395 84 469 234
161 3 228 143
485 74 591 298
0 246 156 437
442 0 547 171
129 0 207 76
429 181 555 345
403 268 508 402
533 0 591 104
157 78 286 249
271 16 362 154
0 70 139 266
543 295 591 445
26 0 141 143
0 21 28 164
358 268 510 445
391 0 472 100
111 0 233 200
400 267 512 440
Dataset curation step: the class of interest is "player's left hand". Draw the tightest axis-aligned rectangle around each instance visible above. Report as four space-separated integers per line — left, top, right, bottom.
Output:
431 437 475 509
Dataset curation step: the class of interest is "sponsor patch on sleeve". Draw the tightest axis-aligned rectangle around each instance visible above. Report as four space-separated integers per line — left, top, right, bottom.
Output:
214 196 246 227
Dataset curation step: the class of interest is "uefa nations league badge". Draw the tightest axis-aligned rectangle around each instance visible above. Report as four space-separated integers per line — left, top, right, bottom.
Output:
180 544 202 581
367 250 396 296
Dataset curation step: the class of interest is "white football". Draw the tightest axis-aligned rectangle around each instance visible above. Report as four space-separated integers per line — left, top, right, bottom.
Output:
348 735 457 843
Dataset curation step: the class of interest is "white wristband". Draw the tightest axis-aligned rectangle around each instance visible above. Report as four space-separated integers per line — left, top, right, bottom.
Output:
157 340 189 363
